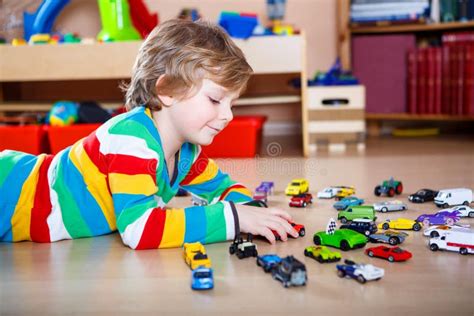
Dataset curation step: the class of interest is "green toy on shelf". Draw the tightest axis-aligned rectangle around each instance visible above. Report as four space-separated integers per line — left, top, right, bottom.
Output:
97 0 141 42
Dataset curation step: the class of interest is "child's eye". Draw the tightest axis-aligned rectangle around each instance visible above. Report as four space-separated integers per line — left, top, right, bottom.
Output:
209 97 220 105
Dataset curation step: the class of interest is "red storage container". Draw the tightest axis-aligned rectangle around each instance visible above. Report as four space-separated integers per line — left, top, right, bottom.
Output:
0 125 48 155
48 124 101 154
202 116 267 158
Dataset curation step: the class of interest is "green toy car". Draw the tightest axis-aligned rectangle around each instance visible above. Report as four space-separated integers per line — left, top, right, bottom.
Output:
374 177 403 197
313 229 368 251
337 205 376 223
304 245 341 263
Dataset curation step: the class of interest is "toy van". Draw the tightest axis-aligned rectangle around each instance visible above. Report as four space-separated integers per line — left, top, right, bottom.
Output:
337 205 376 223
429 229 474 255
434 188 472 208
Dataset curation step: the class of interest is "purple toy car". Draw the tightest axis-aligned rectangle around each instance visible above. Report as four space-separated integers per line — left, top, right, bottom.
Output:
416 211 461 226
256 181 274 195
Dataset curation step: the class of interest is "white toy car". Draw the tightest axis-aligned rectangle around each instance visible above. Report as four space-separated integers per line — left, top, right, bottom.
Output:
317 187 340 199
336 259 384 284
373 200 408 212
438 205 474 218
434 188 473 208
423 224 471 238
429 229 474 255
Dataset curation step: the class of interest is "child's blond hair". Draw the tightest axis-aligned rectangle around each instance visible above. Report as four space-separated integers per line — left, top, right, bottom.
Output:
123 19 253 111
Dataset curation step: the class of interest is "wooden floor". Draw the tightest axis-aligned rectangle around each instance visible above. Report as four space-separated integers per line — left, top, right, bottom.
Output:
1 136 473 315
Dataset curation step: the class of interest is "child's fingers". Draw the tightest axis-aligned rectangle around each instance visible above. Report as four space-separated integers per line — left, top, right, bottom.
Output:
268 207 293 221
266 219 289 241
276 217 299 238
258 226 276 244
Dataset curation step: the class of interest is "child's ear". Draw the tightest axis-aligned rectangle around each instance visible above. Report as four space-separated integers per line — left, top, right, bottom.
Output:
155 74 174 106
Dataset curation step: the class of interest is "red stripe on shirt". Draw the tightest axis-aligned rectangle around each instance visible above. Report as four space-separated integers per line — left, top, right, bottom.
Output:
82 132 108 175
180 154 209 186
106 154 157 181
135 208 166 250
30 155 54 243
219 184 247 201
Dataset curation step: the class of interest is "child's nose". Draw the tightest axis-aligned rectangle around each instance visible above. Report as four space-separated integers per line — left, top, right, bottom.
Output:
219 104 233 122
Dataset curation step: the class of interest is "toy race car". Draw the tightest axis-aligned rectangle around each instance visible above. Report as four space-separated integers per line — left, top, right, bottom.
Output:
374 177 403 197
378 218 422 231
423 225 470 238
271 256 307 288
365 246 412 262
183 242 212 270
229 234 258 259
333 196 364 211
416 210 461 227
289 193 313 208
334 186 355 200
285 179 309 196
317 187 340 199
191 266 214 290
255 181 274 195
408 188 438 203
256 254 282 272
368 230 408 245
373 200 408 213
443 205 474 218
336 259 384 284
304 245 341 263
273 221 306 240
340 219 378 236
253 191 268 203
313 229 367 251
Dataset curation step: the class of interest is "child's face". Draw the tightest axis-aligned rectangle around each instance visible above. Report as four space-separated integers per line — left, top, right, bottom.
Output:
167 79 239 146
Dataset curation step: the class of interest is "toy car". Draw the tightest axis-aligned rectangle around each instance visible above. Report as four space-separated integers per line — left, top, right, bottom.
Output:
408 188 438 203
191 195 208 206
439 205 474 218
285 179 309 196
373 200 407 213
334 186 355 200
333 196 364 211
337 205 376 223
416 210 461 227
255 181 274 195
378 218 422 231
374 177 403 197
368 230 408 245
191 267 214 290
229 234 258 259
289 193 313 207
313 229 367 251
304 245 341 263
253 191 268 203
429 229 474 255
271 256 307 288
434 188 473 208
256 254 282 272
336 259 384 284
317 187 340 199
183 242 212 270
273 221 306 240
365 246 412 262
423 224 471 238
340 219 378 236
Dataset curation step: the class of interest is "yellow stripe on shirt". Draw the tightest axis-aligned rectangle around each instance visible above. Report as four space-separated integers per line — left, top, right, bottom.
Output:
108 173 157 196
159 207 185 248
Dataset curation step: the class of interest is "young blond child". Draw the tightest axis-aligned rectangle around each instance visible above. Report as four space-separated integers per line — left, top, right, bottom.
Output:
0 19 298 249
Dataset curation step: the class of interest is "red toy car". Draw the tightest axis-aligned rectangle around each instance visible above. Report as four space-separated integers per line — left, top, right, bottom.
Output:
253 191 268 203
365 245 412 262
289 193 313 208
272 221 306 240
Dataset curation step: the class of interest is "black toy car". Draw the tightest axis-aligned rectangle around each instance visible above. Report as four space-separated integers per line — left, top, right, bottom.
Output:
229 233 258 259
340 219 378 236
271 256 307 288
408 189 438 203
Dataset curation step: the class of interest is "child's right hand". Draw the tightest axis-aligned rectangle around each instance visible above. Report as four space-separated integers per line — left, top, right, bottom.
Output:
235 204 299 244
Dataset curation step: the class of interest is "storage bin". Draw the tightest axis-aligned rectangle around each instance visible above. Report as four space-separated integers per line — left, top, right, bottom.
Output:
48 124 101 154
0 125 48 155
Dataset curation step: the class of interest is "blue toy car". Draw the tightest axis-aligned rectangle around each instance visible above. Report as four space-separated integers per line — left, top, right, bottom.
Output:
256 254 282 272
333 196 364 211
256 181 275 195
336 260 384 284
191 267 214 290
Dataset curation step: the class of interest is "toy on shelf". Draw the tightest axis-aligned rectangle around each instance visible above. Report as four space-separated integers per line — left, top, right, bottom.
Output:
183 242 212 270
63 32 81 43
408 188 438 203
191 266 214 290
374 177 403 197
333 196 364 211
304 245 341 263
272 221 305 240
47 101 78 126
336 259 384 284
416 210 461 226
256 181 274 195
285 179 309 196
369 230 408 245
365 246 412 262
438 205 474 218
434 188 473 208
128 0 158 38
378 218 422 231
289 193 313 208
308 58 359 87
28 33 52 45
229 234 258 259
337 205 376 224
256 254 282 272
340 219 378 237
271 256 307 288
334 186 355 200
373 200 408 213
253 191 268 204
313 219 367 251
97 0 141 42
12 38 27 46
178 8 201 21
429 229 474 255
23 0 70 41
218 11 258 39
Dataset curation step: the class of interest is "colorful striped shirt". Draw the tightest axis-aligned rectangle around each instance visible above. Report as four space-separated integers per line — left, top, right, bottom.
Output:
0 106 252 249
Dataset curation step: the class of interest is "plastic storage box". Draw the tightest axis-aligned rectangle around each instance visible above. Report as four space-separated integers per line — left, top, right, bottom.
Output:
48 124 101 154
0 125 48 155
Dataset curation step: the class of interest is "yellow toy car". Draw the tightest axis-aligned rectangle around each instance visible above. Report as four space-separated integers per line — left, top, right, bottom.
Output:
285 179 309 196
377 218 422 231
183 242 212 270
335 186 356 200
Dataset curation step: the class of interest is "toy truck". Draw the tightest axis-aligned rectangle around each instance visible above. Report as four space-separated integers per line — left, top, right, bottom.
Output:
434 188 473 208
429 229 474 255
229 234 258 259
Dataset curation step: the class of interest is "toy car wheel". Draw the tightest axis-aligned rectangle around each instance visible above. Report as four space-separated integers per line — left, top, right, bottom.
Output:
304 249 310 257
229 246 235 255
443 203 449 208
422 219 430 227
445 217 455 226
303 202 307 207
460 248 468 255
396 183 403 194
316 256 323 263
381 207 388 213
413 223 422 231
337 270 346 278
430 243 439 251
364 230 370 236
469 212 474 218
237 252 245 259
368 251 374 257
253 250 258 257
388 188 395 197
356 275 366 284
389 237 399 245
283 281 290 288
382 223 390 230
388 256 394 262
264 266 272 273
340 240 350 251
299 228 306 237
463 201 469 206
340 217 348 224
313 235 321 245
374 186 382 196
